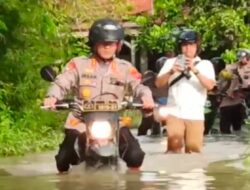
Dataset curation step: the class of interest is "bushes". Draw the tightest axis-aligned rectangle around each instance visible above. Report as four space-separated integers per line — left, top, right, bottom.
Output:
0 0 129 156
0 81 66 156
0 0 85 156
0 109 65 156
133 0 250 62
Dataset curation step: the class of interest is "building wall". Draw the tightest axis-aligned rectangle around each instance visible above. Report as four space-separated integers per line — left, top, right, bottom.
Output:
128 0 153 14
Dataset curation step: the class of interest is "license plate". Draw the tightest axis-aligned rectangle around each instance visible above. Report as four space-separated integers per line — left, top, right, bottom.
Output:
82 101 118 112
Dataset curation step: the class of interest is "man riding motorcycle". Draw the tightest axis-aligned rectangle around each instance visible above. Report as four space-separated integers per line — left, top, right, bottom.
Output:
218 49 250 134
43 18 154 173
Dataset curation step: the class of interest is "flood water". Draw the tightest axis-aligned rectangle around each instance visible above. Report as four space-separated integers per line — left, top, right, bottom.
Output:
1 133 250 190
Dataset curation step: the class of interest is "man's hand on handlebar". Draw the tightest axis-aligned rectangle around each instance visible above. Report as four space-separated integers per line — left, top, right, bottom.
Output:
141 96 155 109
43 96 57 109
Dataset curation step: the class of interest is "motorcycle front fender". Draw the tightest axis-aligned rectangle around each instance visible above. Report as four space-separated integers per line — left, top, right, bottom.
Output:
90 143 117 157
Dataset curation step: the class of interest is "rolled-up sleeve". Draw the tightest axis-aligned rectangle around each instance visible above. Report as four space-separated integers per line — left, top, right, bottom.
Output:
157 59 173 77
198 60 216 81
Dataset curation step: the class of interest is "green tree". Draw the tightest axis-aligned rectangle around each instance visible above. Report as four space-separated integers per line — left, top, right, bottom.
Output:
133 0 250 63
0 0 133 156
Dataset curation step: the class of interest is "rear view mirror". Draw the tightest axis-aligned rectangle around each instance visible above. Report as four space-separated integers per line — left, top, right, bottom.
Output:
141 70 156 86
40 65 57 82
155 57 167 73
210 57 226 76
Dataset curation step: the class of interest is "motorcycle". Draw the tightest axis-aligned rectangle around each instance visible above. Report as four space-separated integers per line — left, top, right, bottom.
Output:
40 65 145 170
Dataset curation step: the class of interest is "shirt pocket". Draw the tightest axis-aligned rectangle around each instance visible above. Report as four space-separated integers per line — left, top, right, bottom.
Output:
79 78 98 100
102 76 125 100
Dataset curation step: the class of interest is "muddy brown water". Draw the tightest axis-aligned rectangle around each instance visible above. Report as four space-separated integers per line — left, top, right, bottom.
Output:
0 133 250 190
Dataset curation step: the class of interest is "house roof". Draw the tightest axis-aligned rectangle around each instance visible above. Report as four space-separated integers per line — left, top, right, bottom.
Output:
128 0 153 14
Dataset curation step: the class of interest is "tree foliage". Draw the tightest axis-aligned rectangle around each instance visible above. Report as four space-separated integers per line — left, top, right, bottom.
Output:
133 0 250 63
0 0 132 156
43 0 131 24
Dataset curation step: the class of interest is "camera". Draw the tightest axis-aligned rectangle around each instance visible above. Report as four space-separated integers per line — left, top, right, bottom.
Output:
177 54 191 79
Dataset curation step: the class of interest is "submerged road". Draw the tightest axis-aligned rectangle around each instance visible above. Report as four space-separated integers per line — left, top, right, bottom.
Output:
0 132 248 176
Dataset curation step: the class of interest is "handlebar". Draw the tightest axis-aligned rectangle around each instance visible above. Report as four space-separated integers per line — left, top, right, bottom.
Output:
40 100 156 111
120 101 143 108
233 87 250 92
40 103 69 109
40 101 80 110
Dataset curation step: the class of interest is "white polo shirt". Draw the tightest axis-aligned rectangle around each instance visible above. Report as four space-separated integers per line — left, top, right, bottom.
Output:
158 56 215 120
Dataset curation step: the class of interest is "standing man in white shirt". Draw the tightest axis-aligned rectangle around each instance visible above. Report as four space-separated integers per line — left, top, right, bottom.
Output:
155 30 216 153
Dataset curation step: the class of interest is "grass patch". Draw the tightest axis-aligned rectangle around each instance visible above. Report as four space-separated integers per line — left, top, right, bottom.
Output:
0 108 65 156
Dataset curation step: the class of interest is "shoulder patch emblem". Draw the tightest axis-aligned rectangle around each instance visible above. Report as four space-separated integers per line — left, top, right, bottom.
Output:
129 67 142 80
66 60 76 71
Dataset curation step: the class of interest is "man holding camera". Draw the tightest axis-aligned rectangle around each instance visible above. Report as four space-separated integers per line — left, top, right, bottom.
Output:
155 30 215 153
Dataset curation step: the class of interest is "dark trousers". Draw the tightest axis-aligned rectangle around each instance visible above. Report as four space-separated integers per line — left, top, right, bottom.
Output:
219 104 245 134
137 115 161 136
204 95 220 135
204 109 217 135
55 128 145 172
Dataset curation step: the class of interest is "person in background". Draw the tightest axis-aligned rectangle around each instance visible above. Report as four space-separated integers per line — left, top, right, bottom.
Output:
137 51 175 136
204 57 225 135
155 30 215 153
217 49 250 134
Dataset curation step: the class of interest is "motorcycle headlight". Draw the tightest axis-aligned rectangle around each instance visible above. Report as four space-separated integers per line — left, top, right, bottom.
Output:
90 121 112 139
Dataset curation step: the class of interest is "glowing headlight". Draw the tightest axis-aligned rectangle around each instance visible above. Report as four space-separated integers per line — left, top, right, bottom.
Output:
90 121 112 139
